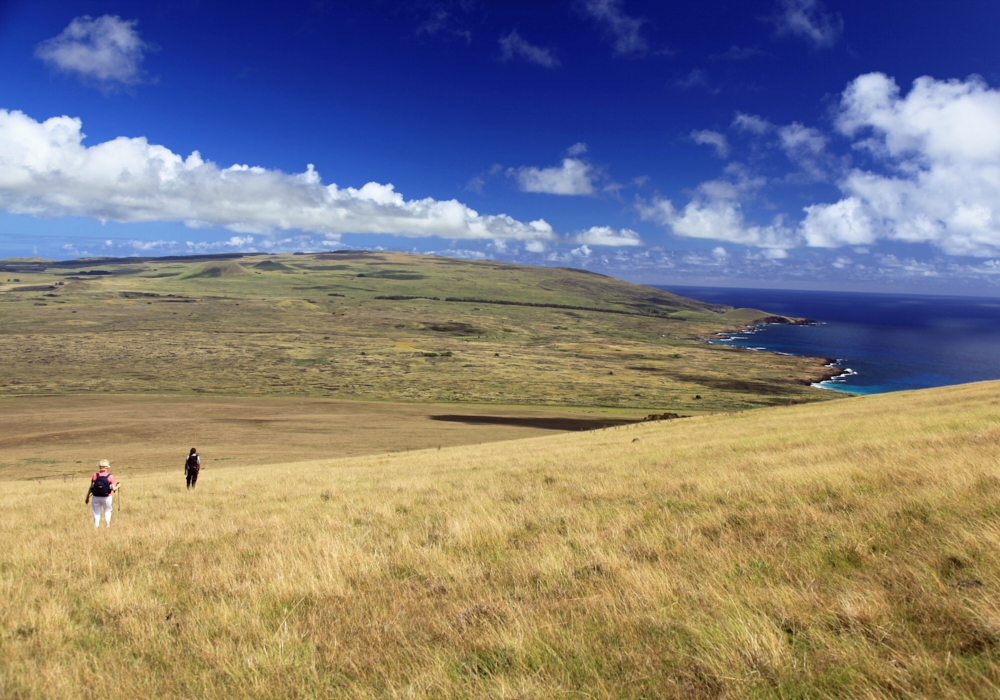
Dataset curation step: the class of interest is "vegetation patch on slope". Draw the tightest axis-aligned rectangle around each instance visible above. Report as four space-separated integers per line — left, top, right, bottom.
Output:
0 251 835 410
179 261 248 278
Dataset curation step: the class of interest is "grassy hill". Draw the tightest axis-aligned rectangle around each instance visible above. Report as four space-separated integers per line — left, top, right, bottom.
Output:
0 251 836 411
3 380 999 698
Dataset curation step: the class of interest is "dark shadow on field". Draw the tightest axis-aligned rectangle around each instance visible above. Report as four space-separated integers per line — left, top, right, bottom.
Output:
430 415 639 431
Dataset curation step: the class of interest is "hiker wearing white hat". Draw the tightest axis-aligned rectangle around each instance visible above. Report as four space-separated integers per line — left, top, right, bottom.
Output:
85 459 120 528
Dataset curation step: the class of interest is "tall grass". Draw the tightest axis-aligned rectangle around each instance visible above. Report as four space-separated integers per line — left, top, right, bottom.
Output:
3 381 1000 698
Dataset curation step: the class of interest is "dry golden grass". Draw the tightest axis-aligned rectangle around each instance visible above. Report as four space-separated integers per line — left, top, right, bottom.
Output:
4 381 1000 698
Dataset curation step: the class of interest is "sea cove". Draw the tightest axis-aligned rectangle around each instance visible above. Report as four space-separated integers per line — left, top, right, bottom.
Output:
659 286 1000 395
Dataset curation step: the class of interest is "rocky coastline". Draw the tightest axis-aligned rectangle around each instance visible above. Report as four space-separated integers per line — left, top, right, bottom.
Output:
706 313 850 390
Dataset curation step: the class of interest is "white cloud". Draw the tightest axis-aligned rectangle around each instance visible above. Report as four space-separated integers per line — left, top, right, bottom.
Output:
35 15 151 89
778 122 826 157
58 233 344 258
423 248 488 260
801 197 875 247
511 157 595 196
638 168 798 250
641 196 797 249
499 30 559 68
656 73 1000 258
573 226 644 247
804 73 1000 255
772 0 843 49
778 122 829 179
582 0 648 56
0 110 557 243
875 254 940 277
525 240 547 253
732 112 772 134
691 129 729 158
566 142 588 157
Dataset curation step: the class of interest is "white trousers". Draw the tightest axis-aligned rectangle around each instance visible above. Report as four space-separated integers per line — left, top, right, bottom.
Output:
91 495 113 527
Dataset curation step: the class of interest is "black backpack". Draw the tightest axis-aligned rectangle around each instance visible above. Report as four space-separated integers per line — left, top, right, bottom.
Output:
92 473 112 497
186 455 199 471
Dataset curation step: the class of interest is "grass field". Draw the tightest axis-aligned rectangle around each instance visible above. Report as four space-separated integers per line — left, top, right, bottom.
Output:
0 395 654 481
0 251 837 411
3 380 999 698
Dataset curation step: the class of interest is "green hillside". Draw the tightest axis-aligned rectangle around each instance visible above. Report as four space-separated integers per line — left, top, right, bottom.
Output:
0 251 835 410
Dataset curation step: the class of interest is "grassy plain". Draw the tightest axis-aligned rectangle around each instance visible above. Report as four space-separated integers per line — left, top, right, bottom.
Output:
0 395 646 481
0 251 836 411
3 380 1000 698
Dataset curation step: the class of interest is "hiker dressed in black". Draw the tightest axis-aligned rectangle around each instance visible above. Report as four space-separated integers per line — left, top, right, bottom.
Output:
185 448 201 489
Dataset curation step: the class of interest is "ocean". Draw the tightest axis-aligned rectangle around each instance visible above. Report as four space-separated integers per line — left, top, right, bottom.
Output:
656 286 1000 395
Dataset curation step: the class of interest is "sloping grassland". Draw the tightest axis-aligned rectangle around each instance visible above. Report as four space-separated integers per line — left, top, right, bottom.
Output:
0 251 835 411
3 380 999 698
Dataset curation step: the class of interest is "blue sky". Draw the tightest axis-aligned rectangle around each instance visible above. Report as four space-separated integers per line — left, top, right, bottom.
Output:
2 1 1000 293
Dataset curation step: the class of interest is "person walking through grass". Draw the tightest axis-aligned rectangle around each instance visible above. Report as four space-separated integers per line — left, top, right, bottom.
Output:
85 459 120 528
185 448 201 489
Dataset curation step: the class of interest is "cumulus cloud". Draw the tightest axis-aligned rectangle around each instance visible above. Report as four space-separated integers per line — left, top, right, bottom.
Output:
35 15 151 89
778 122 829 179
573 226 644 246
778 122 826 157
638 168 798 250
641 197 796 250
0 110 556 243
499 30 559 68
732 112 772 134
658 73 1000 258
582 0 648 56
691 129 729 158
803 73 1000 255
511 157 595 196
771 0 843 49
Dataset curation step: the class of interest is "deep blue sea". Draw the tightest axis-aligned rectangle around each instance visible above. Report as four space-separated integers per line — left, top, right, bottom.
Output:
656 286 1000 395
